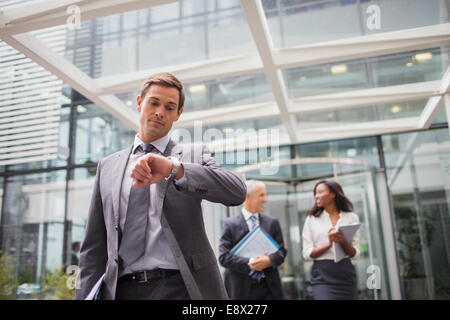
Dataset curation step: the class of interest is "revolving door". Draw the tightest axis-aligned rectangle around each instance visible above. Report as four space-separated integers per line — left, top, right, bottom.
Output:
233 157 392 300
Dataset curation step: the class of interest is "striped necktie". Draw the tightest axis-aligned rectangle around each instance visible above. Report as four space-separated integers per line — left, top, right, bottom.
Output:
250 214 257 230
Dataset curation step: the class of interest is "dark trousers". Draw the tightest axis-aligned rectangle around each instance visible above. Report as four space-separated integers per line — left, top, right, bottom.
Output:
115 272 191 300
248 279 274 300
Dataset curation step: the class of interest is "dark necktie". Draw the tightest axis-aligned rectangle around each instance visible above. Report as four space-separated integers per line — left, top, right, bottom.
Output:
118 143 154 267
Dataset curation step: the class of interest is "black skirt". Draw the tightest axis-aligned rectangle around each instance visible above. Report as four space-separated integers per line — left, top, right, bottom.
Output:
310 258 357 300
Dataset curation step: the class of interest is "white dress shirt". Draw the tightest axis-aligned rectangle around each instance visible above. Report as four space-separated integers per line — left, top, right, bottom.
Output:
241 207 260 231
119 134 187 276
302 210 360 261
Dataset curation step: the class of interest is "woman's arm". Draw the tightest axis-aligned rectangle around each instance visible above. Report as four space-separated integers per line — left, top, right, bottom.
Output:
309 242 333 259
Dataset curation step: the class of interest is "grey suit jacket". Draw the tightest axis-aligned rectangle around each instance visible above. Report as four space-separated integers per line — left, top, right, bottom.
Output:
75 139 247 300
219 213 287 299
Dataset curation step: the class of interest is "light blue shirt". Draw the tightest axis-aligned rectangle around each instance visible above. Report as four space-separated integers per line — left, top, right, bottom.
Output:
118 135 186 276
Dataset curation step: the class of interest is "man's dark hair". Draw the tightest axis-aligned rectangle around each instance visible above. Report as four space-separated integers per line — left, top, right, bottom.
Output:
140 72 185 111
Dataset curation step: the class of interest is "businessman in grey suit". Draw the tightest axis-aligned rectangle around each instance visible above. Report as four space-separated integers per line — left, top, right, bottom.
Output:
75 72 247 300
219 181 287 300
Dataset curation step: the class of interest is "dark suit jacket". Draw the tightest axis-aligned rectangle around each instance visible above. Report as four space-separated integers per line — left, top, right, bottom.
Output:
75 139 247 300
219 212 287 300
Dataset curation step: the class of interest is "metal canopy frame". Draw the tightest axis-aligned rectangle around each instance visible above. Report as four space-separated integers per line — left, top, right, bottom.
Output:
0 0 449 150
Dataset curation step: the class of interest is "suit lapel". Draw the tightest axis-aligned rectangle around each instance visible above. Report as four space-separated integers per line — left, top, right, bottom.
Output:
258 213 270 235
112 145 133 227
236 213 250 241
156 139 183 218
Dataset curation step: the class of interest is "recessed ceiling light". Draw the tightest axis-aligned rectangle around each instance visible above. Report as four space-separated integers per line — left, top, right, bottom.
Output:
415 52 433 63
188 84 206 94
331 64 348 74
391 105 402 113
222 127 234 134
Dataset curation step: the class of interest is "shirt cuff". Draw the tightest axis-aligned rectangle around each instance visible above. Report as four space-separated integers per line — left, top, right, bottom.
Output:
351 245 361 260
173 174 187 188
302 247 314 261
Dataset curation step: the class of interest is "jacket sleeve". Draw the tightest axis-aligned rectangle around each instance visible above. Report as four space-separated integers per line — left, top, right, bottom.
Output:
176 145 247 206
75 160 108 300
268 218 288 268
218 220 252 275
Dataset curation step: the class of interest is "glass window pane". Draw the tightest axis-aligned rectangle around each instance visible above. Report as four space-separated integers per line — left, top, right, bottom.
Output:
295 99 429 127
73 103 135 165
433 105 448 125
263 0 448 48
61 1 256 78
0 170 66 298
184 74 273 112
284 47 448 98
383 128 450 299
66 167 97 268
295 136 380 168
172 116 285 145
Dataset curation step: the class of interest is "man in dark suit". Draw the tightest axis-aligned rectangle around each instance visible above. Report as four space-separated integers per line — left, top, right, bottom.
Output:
75 72 247 300
219 180 287 300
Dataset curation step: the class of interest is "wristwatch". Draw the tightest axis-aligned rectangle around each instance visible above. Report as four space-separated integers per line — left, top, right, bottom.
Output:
165 156 181 180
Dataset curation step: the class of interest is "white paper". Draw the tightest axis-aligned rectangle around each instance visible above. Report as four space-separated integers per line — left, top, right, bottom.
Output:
85 273 105 300
333 223 361 263
231 226 280 258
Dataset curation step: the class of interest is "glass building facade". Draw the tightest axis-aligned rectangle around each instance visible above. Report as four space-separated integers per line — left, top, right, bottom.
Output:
0 0 449 300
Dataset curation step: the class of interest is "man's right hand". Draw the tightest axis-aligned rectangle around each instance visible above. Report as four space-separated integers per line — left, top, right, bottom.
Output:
131 153 173 186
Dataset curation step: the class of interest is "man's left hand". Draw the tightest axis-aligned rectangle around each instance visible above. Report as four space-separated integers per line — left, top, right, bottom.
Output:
248 252 272 271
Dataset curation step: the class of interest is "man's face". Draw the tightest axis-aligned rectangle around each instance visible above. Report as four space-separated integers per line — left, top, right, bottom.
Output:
247 185 267 213
137 84 183 142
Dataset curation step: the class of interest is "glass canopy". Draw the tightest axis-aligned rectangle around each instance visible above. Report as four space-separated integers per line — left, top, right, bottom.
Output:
0 0 449 153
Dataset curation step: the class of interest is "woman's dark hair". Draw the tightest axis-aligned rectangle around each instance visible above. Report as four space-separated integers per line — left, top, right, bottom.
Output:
307 180 354 217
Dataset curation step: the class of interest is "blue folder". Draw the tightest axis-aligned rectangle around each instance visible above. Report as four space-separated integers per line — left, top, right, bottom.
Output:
230 226 280 258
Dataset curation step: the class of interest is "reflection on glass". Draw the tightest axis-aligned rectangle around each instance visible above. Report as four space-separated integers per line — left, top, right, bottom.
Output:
296 99 429 127
73 104 135 165
0 170 66 298
262 0 446 48
383 128 450 299
284 47 448 98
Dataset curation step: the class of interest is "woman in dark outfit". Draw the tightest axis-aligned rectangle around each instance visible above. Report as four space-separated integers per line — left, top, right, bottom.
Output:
302 180 360 300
